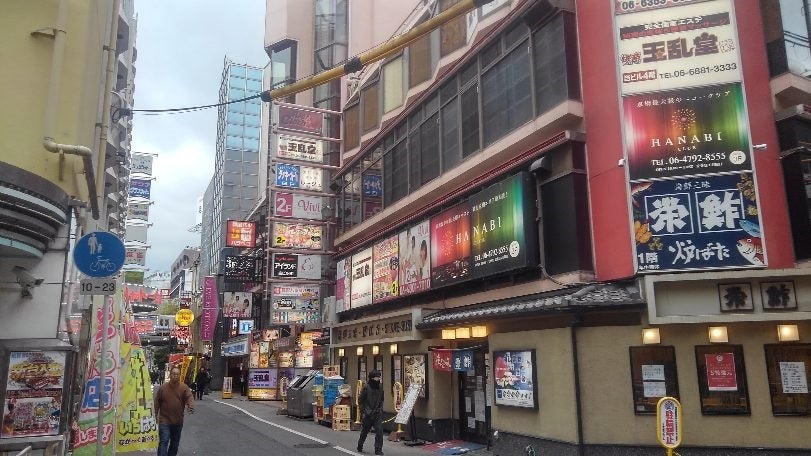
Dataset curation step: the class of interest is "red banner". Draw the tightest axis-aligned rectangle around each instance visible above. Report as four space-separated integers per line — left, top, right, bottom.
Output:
432 349 452 372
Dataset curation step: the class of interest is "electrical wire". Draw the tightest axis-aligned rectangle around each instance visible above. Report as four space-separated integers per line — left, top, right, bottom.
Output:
122 93 263 116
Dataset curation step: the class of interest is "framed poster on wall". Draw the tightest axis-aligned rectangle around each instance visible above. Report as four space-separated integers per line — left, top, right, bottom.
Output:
492 349 538 409
404 354 428 399
764 344 811 416
695 345 750 415
629 346 679 415
1 351 68 439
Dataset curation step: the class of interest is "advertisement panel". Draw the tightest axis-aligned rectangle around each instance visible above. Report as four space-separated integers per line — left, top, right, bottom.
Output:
222 292 253 318
125 224 148 244
430 204 471 287
201 276 218 342
623 82 751 181
130 154 154 175
226 221 257 248
223 256 263 282
271 283 320 311
275 163 323 191
632 172 764 272
1 351 66 439
115 345 158 452
615 0 741 95
271 311 320 324
127 203 150 221
271 253 321 279
363 174 383 197
398 221 431 296
272 223 323 250
277 134 325 162
350 247 373 308
123 270 144 284
128 179 151 199
132 315 156 335
277 105 324 135
469 172 536 278
274 192 324 219
372 235 399 303
493 349 538 408
125 248 146 266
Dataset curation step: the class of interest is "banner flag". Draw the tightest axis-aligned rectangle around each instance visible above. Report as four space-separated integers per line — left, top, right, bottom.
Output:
432 349 452 372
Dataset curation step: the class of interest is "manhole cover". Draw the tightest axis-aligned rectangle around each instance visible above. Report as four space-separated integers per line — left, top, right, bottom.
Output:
294 443 330 449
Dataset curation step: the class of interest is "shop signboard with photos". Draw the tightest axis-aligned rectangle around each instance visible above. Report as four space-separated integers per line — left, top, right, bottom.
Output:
222 292 254 318
275 163 324 191
226 220 256 248
335 258 352 312
276 134 325 163
272 310 319 324
223 255 263 282
277 105 324 136
403 354 428 399
469 172 537 278
271 283 320 312
493 349 538 409
372 235 399 303
430 204 471 287
398 221 431 297
1 350 69 439
350 247 373 308
272 223 323 250
274 192 324 220
272 253 321 280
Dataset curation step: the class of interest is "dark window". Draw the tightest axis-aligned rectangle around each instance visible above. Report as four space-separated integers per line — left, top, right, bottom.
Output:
409 131 421 191
461 83 480 157
440 0 466 56
268 40 297 103
344 104 360 150
362 81 380 132
541 170 592 275
421 113 440 184
481 41 531 146
441 98 460 172
392 140 409 202
533 14 573 114
409 34 432 87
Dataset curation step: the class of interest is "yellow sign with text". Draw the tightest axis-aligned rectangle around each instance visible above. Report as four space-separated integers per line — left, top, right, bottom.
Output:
175 308 194 327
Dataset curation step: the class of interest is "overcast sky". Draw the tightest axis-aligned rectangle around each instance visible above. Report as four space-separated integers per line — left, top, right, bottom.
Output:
131 1 268 273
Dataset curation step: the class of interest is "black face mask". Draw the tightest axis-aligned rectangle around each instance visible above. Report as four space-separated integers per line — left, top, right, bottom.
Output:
369 379 380 389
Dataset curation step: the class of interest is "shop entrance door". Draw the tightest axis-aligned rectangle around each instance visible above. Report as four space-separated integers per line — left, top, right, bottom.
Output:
457 348 489 445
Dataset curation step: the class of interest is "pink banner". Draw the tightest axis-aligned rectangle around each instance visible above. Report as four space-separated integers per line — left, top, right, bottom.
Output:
201 276 219 342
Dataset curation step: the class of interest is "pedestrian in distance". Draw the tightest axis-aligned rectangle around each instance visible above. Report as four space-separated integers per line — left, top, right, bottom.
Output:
195 366 209 400
154 368 195 456
356 370 385 455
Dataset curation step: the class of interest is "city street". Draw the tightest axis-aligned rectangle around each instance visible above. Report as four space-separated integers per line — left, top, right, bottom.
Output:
120 394 493 456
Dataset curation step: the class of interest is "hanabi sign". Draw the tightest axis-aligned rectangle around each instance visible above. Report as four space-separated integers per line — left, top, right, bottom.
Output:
275 163 323 191
226 220 256 248
276 134 325 163
274 192 324 219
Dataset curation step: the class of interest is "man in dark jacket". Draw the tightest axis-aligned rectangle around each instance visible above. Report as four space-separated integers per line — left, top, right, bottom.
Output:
356 370 384 455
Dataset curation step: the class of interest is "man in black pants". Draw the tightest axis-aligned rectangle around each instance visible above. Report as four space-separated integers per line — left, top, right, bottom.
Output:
356 370 384 455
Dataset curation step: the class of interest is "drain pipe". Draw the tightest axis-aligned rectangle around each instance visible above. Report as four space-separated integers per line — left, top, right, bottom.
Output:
41 0 99 220
571 314 585 456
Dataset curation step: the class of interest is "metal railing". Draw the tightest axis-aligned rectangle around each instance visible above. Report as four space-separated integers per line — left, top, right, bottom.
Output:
14 446 33 456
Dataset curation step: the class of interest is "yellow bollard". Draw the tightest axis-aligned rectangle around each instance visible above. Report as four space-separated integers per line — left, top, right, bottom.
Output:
354 379 364 424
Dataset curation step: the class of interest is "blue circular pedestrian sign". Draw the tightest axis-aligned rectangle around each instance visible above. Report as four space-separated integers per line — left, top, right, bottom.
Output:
73 231 126 278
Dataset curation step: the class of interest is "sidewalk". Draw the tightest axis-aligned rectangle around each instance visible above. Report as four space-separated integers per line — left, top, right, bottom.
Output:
222 394 495 456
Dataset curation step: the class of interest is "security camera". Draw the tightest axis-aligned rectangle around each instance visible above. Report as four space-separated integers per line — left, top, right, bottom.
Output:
12 266 44 298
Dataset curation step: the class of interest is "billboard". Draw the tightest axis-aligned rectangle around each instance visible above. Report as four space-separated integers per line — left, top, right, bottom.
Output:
271 284 320 312
223 292 253 318
201 276 218 342
372 235 399 303
127 203 150 221
469 172 537 278
128 179 151 199
350 247 373 308
125 248 146 266
272 223 323 250
398 221 431 296
277 105 324 136
623 82 751 181
226 220 257 248
271 253 321 280
430 204 471 287
336 258 351 312
274 192 324 219
223 256 262 282
615 0 741 95
130 154 154 175
276 134 325 163
632 172 764 272
275 163 324 191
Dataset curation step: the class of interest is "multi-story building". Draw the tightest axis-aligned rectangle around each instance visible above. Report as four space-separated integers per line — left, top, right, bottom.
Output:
0 0 137 452
269 0 811 454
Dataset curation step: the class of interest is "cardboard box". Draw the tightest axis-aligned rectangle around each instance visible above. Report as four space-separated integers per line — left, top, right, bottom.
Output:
333 405 351 419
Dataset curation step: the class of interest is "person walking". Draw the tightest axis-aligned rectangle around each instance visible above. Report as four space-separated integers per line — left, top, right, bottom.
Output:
154 367 194 456
356 370 385 455
195 366 209 400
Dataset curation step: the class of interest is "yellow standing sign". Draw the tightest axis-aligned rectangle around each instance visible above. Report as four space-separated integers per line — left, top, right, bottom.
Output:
222 377 233 399
656 396 682 455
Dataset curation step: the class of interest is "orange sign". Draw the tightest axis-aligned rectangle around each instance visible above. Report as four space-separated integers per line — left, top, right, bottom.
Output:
226 220 256 248
175 308 194 327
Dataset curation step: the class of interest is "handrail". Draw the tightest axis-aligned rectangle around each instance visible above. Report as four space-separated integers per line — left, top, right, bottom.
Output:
15 446 33 456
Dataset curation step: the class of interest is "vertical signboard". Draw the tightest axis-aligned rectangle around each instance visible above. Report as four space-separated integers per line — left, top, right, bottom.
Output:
398 221 431 296
336 258 351 312
372 235 400 303
430 204 471 287
350 247 373 308
201 276 218 342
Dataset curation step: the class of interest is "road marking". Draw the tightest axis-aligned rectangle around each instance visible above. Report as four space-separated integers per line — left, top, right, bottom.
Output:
215 400 329 444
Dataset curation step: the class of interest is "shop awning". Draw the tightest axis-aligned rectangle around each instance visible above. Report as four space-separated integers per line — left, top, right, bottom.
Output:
416 281 645 329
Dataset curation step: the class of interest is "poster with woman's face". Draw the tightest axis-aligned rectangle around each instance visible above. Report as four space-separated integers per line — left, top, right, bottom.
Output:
398 220 431 296
493 350 537 408
403 354 427 398
223 292 252 318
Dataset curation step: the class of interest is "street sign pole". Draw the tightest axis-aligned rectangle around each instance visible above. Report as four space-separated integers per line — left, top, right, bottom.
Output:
97 295 108 456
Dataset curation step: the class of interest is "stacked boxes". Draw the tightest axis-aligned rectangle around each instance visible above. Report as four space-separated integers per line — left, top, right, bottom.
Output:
332 405 351 431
